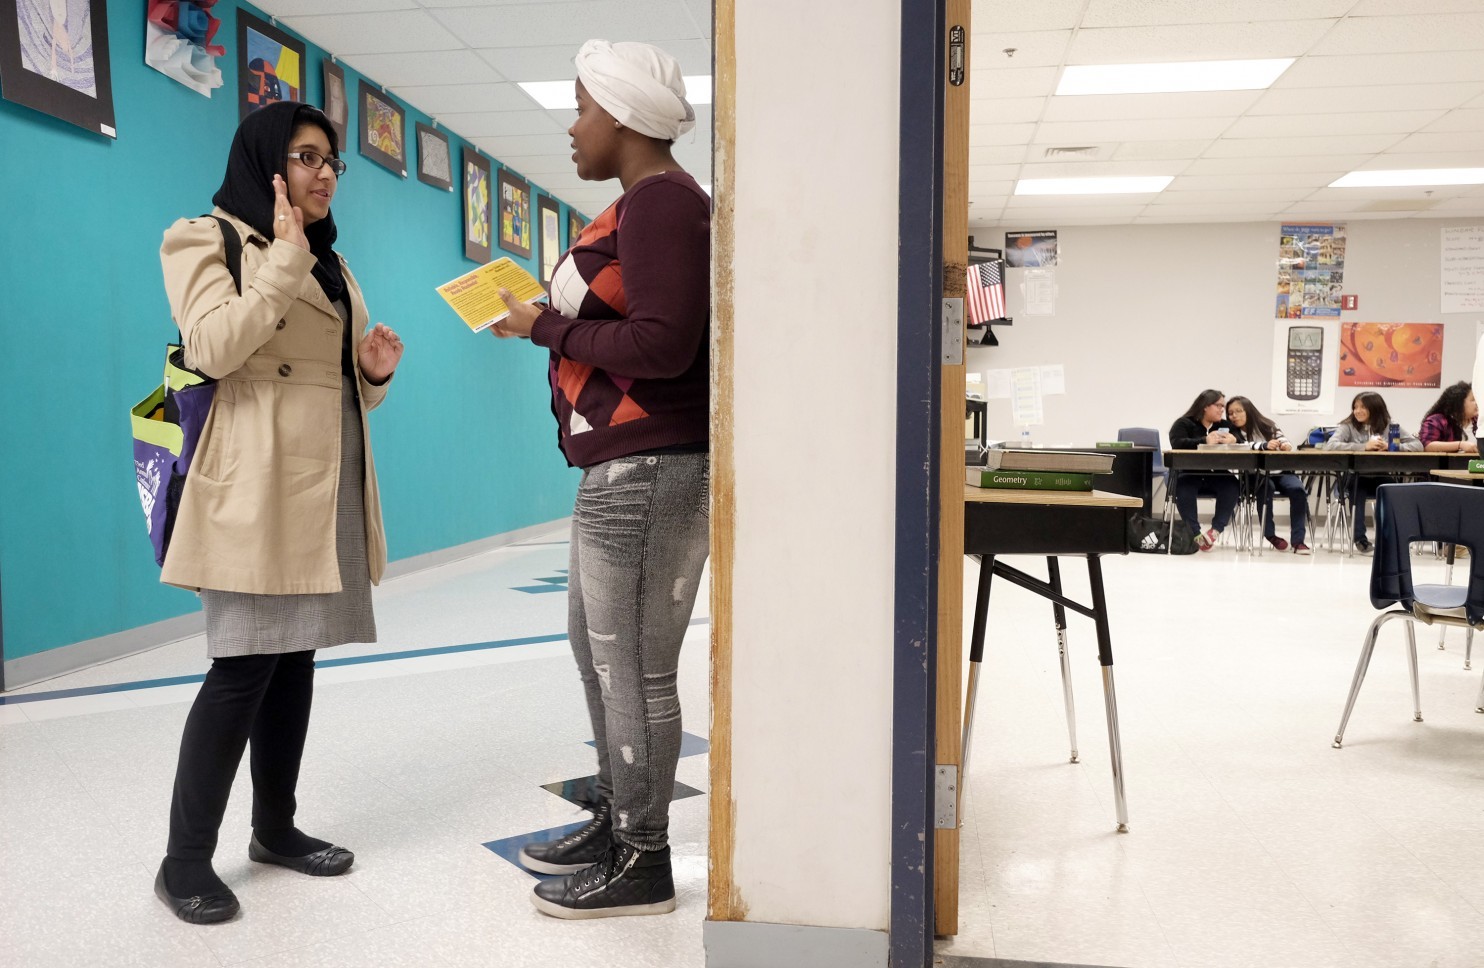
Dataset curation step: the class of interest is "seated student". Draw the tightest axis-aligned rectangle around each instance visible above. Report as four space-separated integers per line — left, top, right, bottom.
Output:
1320 391 1422 553
1169 389 1240 552
1226 395 1310 555
1418 381 1479 455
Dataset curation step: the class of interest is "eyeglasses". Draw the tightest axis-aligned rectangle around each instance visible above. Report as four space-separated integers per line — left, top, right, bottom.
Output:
288 151 347 176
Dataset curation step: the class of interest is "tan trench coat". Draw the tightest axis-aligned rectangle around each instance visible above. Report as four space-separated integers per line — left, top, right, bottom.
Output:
158 208 390 594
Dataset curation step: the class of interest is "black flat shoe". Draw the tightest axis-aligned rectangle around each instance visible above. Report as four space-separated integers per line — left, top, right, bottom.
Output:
248 834 354 876
154 865 239 924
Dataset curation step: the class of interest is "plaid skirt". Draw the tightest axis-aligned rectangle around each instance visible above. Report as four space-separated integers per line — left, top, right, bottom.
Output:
199 375 378 658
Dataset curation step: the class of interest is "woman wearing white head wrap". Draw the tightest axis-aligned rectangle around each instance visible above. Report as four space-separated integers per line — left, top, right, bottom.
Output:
493 40 711 921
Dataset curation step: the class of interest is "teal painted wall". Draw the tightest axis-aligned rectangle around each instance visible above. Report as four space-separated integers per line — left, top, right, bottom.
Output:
0 2 582 662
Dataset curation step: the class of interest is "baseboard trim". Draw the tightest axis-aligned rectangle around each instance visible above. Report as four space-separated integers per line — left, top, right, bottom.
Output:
704 920 887 968
3 517 571 691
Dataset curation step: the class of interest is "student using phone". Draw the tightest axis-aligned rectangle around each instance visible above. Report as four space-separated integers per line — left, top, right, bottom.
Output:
1169 389 1240 551
1418 381 1479 455
1226 396 1310 555
1320 392 1421 553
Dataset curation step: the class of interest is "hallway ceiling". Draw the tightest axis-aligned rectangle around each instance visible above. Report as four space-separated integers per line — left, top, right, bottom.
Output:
969 0 1484 227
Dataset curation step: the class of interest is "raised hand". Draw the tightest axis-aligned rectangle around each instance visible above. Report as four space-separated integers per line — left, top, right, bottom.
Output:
358 323 404 384
272 174 310 250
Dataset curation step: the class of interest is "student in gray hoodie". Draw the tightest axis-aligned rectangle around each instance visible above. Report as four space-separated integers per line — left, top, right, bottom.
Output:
1319 391 1421 552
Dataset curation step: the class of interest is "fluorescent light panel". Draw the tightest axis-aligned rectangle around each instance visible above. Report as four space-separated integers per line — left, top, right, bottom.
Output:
1015 176 1174 196
520 75 712 111
1330 168 1484 188
1056 59 1294 96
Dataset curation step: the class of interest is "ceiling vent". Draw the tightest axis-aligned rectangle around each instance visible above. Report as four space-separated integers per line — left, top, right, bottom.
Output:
1043 145 1102 158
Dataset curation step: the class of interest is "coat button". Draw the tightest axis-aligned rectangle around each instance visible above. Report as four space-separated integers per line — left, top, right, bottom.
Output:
276 319 286 330
278 363 292 377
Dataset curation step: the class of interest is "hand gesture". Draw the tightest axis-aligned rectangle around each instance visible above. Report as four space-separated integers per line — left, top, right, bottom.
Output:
1463 440 1479 455
1366 436 1385 451
358 323 403 384
1206 431 1223 445
1275 438 1293 452
272 174 310 251
489 288 542 339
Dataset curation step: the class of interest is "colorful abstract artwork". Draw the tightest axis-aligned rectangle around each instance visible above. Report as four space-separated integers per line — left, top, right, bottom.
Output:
145 0 223 96
498 167 531 260
463 147 492 263
236 11 302 120
358 80 406 177
0 0 116 136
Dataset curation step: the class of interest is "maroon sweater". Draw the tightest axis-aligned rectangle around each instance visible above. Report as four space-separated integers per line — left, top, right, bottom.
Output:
531 172 711 468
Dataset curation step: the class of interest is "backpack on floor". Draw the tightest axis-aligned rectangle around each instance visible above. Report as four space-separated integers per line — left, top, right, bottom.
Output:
1127 513 1198 555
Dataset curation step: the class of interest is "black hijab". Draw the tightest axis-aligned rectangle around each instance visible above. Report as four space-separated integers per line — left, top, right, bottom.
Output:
212 102 346 303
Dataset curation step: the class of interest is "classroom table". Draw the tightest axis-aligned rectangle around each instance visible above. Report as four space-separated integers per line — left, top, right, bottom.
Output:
962 485 1141 832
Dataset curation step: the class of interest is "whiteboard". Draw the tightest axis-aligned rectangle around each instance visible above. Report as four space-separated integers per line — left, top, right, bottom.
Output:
1441 226 1484 314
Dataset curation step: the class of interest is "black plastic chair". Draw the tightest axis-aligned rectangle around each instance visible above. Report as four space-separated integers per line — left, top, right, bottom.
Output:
1117 427 1166 505
1332 482 1484 748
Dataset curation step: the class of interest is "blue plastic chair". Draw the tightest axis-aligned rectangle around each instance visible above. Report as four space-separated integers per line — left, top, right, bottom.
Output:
1117 427 1166 505
1332 482 1484 748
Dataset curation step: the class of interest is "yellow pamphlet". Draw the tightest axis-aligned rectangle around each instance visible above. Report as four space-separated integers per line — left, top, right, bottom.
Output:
435 258 548 333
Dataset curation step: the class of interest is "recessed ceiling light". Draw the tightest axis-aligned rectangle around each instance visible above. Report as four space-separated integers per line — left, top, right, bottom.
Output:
1015 176 1173 196
1056 59 1294 96
1330 168 1484 188
519 75 713 111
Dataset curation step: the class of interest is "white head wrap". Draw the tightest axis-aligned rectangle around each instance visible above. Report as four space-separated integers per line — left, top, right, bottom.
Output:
574 39 695 142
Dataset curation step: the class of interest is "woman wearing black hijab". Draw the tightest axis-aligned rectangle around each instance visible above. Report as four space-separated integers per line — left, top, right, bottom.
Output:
154 102 404 924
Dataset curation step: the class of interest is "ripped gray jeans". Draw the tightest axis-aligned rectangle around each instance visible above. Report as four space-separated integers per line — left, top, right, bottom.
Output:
568 451 709 851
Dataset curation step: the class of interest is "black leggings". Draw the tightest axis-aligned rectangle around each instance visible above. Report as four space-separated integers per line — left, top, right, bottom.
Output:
167 650 316 861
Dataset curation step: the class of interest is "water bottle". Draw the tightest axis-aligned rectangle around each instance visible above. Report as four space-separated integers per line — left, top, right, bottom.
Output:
1387 423 1400 451
1020 428 1032 449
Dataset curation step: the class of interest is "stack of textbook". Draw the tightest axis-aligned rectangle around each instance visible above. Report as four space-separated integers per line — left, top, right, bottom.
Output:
965 449 1115 492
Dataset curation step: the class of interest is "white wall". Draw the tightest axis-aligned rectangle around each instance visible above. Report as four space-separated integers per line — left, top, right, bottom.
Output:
726 0 899 932
968 218 1484 446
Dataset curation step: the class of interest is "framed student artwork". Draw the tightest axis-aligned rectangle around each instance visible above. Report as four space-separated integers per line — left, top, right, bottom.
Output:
321 57 347 150
567 209 586 250
0 0 117 137
145 0 225 97
358 80 406 177
462 147 492 264
537 194 561 286
236 11 303 120
415 121 452 191
497 167 532 259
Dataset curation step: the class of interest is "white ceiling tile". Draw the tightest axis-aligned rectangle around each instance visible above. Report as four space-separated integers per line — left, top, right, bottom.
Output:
1067 20 1336 64
429 2 703 50
472 132 576 158
1274 51 1484 89
970 0 1086 31
340 49 504 87
1017 159 1187 178
1182 154 1373 174
1170 173 1338 191
1361 150 1484 169
681 0 711 33
1305 186 1472 203
255 0 415 14
434 110 566 138
1387 130 1484 153
1422 108 1484 132
1252 83 1482 116
1149 189 1313 206
1203 134 1405 157
278 11 463 55
1225 110 1446 139
1034 118 1232 143
1039 91 1261 123
971 145 1031 165
969 67 1059 99
970 123 1038 146
968 180 1017 196
1351 0 1484 15
1134 213 1272 223
1082 0 1355 27
1312 13 1484 55
1135 204 1287 217
398 82 534 115
970 30 1073 69
1468 91 1484 108
1111 140 1213 160
972 97 1045 125
998 205 1151 219
1005 193 1163 208
970 164 1023 181
1430 197 1484 211
477 38 711 83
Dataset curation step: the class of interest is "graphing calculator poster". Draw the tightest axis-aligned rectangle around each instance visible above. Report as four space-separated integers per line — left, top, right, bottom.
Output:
1276 224 1346 319
1338 323 1443 389
1271 319 1338 415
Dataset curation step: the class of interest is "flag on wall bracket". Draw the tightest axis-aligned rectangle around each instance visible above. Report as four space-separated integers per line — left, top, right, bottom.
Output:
966 259 1008 326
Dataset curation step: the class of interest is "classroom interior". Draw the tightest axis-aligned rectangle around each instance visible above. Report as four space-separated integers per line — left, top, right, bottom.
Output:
6 1 1484 967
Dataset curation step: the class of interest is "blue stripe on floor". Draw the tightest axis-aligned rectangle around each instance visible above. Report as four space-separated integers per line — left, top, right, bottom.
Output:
0 618 710 706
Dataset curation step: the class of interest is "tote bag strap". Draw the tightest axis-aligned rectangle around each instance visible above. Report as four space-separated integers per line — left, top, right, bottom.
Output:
174 215 244 345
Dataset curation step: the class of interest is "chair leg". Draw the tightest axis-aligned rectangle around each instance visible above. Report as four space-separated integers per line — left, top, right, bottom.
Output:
1475 659 1484 714
1334 611 1409 748
1440 545 1456 651
1406 620 1423 724
1467 628 1475 672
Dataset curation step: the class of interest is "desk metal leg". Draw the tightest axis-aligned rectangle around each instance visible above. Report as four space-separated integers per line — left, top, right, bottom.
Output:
1085 555 1129 833
959 555 994 820
1047 557 1078 764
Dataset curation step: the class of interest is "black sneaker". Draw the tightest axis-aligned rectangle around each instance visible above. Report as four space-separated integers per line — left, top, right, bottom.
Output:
519 800 612 875
530 839 676 919
1355 535 1372 554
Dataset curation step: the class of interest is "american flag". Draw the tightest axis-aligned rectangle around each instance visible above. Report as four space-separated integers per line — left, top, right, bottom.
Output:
966 260 1006 326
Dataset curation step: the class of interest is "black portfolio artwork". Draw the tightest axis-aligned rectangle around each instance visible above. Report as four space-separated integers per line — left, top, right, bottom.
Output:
0 0 116 136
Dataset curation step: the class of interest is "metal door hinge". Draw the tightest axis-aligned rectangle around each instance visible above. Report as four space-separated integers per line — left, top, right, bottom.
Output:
935 764 958 828
942 297 964 365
